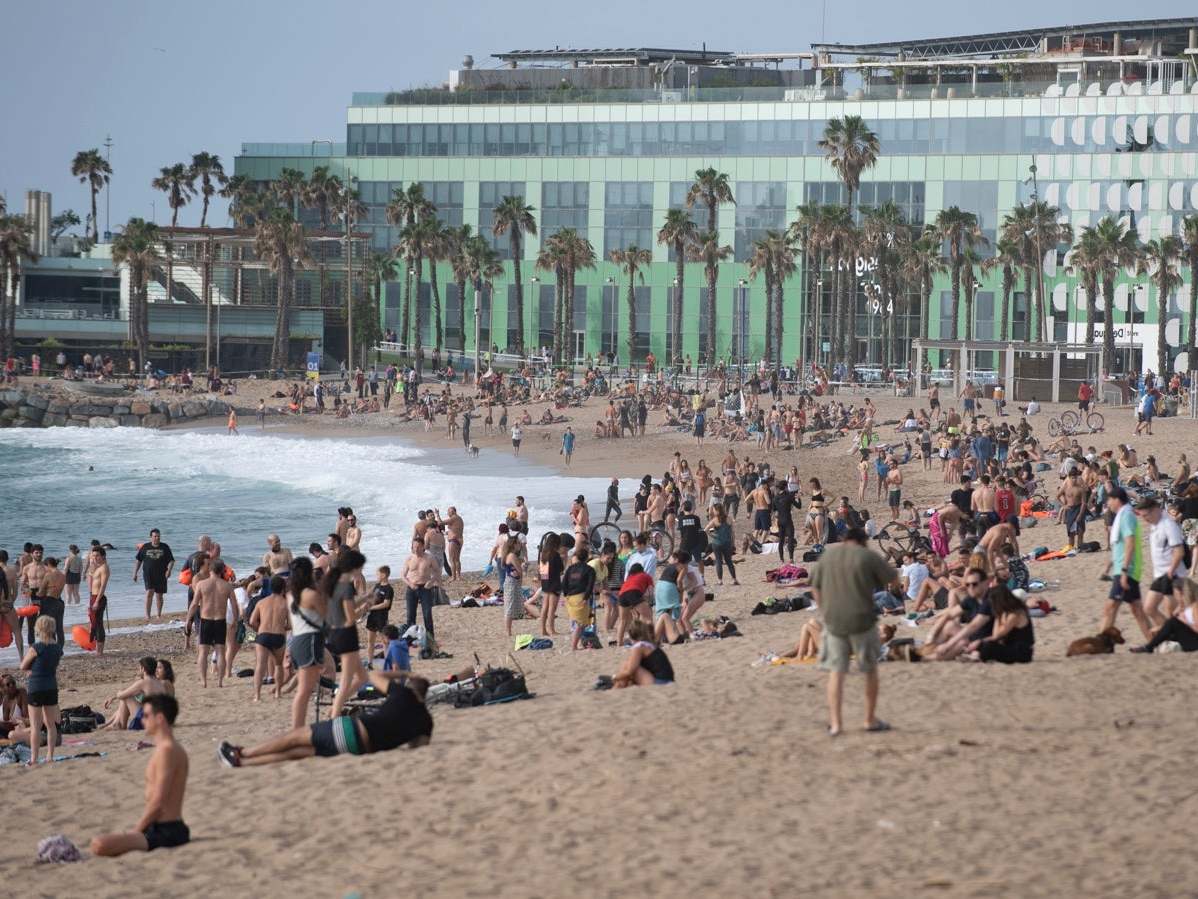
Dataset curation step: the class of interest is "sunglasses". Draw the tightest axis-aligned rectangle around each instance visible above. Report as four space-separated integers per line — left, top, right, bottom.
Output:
965 580 983 587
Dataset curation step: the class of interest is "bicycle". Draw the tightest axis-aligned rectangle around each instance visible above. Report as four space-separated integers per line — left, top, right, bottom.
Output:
872 522 934 565
588 521 623 551
1047 409 1105 437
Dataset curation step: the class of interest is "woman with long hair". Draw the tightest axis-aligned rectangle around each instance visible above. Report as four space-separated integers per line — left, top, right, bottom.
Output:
538 532 563 637
286 557 328 729
323 550 368 719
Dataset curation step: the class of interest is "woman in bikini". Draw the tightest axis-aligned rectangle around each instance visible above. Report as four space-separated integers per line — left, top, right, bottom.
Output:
857 449 870 503
100 657 166 731
695 460 713 509
804 478 828 547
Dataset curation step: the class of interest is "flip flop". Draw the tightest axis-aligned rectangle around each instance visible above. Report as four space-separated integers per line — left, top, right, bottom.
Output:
865 720 892 733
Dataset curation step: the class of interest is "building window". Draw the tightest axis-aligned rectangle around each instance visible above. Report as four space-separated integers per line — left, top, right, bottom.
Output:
600 281 619 357
604 182 653 256
667 182 719 261
804 181 925 229
734 182 786 259
479 181 527 259
542 182 589 236
537 284 556 351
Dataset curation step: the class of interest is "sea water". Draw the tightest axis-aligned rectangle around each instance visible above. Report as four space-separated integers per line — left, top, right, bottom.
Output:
0 426 618 661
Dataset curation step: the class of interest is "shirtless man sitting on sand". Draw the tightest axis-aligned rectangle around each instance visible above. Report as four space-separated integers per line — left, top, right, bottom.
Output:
186 556 239 688
91 695 190 857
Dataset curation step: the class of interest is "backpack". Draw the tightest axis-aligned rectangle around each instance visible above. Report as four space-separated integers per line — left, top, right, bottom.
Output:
454 668 529 707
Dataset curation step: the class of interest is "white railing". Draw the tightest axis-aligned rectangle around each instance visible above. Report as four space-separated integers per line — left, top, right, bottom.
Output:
371 342 549 370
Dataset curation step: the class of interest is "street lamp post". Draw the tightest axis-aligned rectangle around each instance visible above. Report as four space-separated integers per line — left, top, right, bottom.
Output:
737 278 747 374
530 276 539 365
672 276 680 370
606 276 616 369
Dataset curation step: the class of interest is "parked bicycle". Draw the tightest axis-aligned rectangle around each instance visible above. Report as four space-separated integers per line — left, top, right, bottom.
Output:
1048 409 1105 437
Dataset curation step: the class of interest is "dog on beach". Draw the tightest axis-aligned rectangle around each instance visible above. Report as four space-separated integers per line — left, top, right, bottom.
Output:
1065 626 1124 657
467 444 480 458
541 431 554 442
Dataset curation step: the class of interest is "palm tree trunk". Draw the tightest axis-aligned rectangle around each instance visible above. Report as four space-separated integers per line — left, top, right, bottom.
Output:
472 277 483 377
1102 275 1116 375
763 269 774 365
400 264 412 352
1001 268 1012 342
705 264 717 367
1084 273 1096 346
964 275 974 342
1189 252 1198 374
626 274 637 364
673 245 685 366
950 255 962 373
137 285 150 367
845 262 857 369
273 255 293 369
773 278 784 376
0 262 8 358
456 277 467 353
1023 268 1036 342
413 251 425 376
551 271 563 364
511 232 524 353
1157 278 1168 376
90 186 100 243
830 249 842 367
430 264 443 350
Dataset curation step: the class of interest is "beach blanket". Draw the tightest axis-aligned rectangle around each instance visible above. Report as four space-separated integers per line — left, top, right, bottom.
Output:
764 564 808 583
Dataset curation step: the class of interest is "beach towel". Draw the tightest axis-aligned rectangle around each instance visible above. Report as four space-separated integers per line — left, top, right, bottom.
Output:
928 511 950 559
36 836 82 864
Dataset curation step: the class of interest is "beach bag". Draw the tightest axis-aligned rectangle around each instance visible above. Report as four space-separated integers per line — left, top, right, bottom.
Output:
59 706 101 734
802 550 822 563
1078 541 1101 553
455 668 528 707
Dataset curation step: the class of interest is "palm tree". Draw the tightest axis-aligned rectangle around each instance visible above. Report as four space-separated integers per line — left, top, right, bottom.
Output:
609 246 653 364
1066 229 1102 346
1089 216 1142 373
366 250 399 340
0 214 39 358
862 202 908 366
1182 215 1198 374
658 208 698 365
788 203 824 370
560 229 597 363
1138 236 1183 376
901 226 947 343
424 224 451 351
110 218 161 367
983 237 1022 342
686 169 735 365
71 148 112 243
818 115 880 221
333 187 368 367
688 231 734 366
151 163 195 227
220 175 262 306
747 236 776 363
273 168 308 216
960 246 985 342
254 207 312 369
816 206 854 365
385 183 436 348
305 166 343 231
934 207 986 369
1001 201 1071 342
189 152 227 228
465 236 502 376
446 225 475 352
767 232 797 373
491 196 537 355
536 234 567 362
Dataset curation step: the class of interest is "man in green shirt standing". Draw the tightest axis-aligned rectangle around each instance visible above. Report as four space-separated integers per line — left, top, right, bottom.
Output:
810 528 897 736
1102 489 1153 641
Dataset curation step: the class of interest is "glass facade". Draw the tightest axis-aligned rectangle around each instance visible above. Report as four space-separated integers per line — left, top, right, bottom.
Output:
237 83 1198 371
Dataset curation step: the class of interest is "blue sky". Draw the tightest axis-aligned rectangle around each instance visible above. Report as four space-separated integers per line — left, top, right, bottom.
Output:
2 0 1193 235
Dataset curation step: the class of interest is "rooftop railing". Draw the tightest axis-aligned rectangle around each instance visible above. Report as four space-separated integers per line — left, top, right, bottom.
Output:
348 77 1194 108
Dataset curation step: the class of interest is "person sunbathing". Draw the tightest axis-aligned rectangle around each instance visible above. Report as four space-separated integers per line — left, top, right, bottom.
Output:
605 620 674 687
218 672 431 767
100 657 167 731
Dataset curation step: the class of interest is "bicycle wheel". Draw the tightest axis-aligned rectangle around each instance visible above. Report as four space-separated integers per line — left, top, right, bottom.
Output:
1048 417 1062 437
874 524 910 564
1059 410 1080 430
1086 411 1104 432
588 521 621 551
647 526 674 562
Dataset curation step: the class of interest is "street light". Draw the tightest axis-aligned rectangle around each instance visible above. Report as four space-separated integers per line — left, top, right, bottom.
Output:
737 278 747 373
530 276 539 360
605 276 616 367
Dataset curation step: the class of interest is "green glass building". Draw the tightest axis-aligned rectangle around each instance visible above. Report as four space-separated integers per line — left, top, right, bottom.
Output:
235 18 1198 374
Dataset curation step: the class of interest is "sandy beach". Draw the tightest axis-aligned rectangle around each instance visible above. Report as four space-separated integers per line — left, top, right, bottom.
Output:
5 383 1198 897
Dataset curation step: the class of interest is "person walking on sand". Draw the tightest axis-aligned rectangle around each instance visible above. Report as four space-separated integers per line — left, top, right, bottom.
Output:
91 694 190 856
134 528 175 621
511 422 523 456
810 528 896 736
256 398 266 429
227 408 239 435
561 426 576 466
88 546 110 656
19 615 61 765
604 478 622 523
249 577 289 701
187 555 240 688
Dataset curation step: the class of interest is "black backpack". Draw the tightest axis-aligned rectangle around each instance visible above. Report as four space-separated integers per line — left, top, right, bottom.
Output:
455 668 529 707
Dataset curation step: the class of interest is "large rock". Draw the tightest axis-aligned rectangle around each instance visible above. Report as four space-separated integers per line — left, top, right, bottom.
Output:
88 416 119 428
167 402 184 419
47 399 71 414
182 401 207 418
25 393 50 410
206 399 229 416
17 405 44 423
119 414 141 427
151 399 170 415
142 413 168 428
64 419 86 427
112 405 131 415
42 412 67 427
130 401 151 416
1 407 19 421
0 389 23 404
84 403 113 416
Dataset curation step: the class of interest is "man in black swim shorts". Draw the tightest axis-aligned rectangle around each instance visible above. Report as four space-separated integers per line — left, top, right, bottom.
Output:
92 695 191 856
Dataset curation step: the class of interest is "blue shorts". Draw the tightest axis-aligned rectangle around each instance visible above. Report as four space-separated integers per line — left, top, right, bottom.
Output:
1108 577 1141 603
